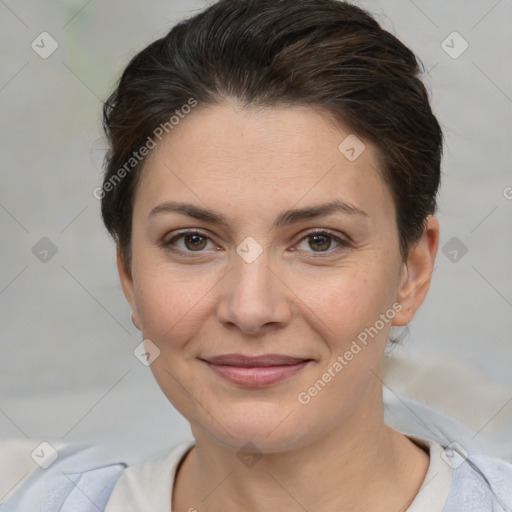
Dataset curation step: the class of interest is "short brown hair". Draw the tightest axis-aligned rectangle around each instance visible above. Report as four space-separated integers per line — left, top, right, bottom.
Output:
101 0 443 269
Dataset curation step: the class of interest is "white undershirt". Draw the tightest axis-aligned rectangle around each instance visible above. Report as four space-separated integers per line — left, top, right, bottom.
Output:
104 436 453 512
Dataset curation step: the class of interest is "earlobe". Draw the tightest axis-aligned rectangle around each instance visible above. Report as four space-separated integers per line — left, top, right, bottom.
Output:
392 216 439 326
116 246 141 331
131 312 141 331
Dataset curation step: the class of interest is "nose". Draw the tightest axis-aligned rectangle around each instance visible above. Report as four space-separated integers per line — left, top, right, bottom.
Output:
216 246 292 336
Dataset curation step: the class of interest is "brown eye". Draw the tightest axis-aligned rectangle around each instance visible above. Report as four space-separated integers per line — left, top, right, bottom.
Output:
295 230 350 254
308 234 333 252
182 233 208 251
164 230 214 254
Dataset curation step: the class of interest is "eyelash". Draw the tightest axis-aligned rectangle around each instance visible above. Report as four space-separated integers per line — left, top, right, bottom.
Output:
162 229 351 257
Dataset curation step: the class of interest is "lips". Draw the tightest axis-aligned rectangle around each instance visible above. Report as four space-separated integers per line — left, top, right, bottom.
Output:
202 353 311 367
200 353 313 387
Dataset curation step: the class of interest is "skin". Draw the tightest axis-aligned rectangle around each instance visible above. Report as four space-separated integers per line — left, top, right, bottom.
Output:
117 101 439 512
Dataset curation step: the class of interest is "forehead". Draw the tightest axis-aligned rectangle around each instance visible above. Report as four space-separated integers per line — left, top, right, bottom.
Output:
134 102 394 225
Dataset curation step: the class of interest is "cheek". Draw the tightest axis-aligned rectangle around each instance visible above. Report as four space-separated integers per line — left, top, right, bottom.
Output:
131 256 220 349
292 263 398 341
132 254 400 347
292 268 398 413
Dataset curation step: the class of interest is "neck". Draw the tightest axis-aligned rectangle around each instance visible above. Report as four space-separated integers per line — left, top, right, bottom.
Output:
172 390 429 512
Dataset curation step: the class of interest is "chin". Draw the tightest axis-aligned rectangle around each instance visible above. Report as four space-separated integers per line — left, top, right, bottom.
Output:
194 403 318 454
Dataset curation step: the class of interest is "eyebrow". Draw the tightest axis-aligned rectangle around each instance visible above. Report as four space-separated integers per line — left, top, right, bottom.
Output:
148 199 368 229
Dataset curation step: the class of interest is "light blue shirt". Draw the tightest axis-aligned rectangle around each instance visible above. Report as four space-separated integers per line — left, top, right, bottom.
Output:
0 442 125 512
2 436 512 511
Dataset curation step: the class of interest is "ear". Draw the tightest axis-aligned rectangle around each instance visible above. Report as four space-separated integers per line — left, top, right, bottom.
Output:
116 246 141 331
393 215 439 326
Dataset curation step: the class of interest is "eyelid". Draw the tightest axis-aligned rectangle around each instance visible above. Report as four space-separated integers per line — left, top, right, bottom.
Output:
292 228 351 253
163 229 218 253
162 228 351 256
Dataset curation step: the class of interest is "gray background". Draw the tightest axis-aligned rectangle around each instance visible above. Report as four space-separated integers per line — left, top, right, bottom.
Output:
1 0 511 466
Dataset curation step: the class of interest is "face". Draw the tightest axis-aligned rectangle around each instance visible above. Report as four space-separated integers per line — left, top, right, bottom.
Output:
118 102 438 452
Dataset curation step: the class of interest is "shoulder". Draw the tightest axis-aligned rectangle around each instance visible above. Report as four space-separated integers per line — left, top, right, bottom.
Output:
404 435 512 511
445 448 512 511
0 439 126 512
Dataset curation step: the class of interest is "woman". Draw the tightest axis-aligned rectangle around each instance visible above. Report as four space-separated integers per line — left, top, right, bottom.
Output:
4 0 511 510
